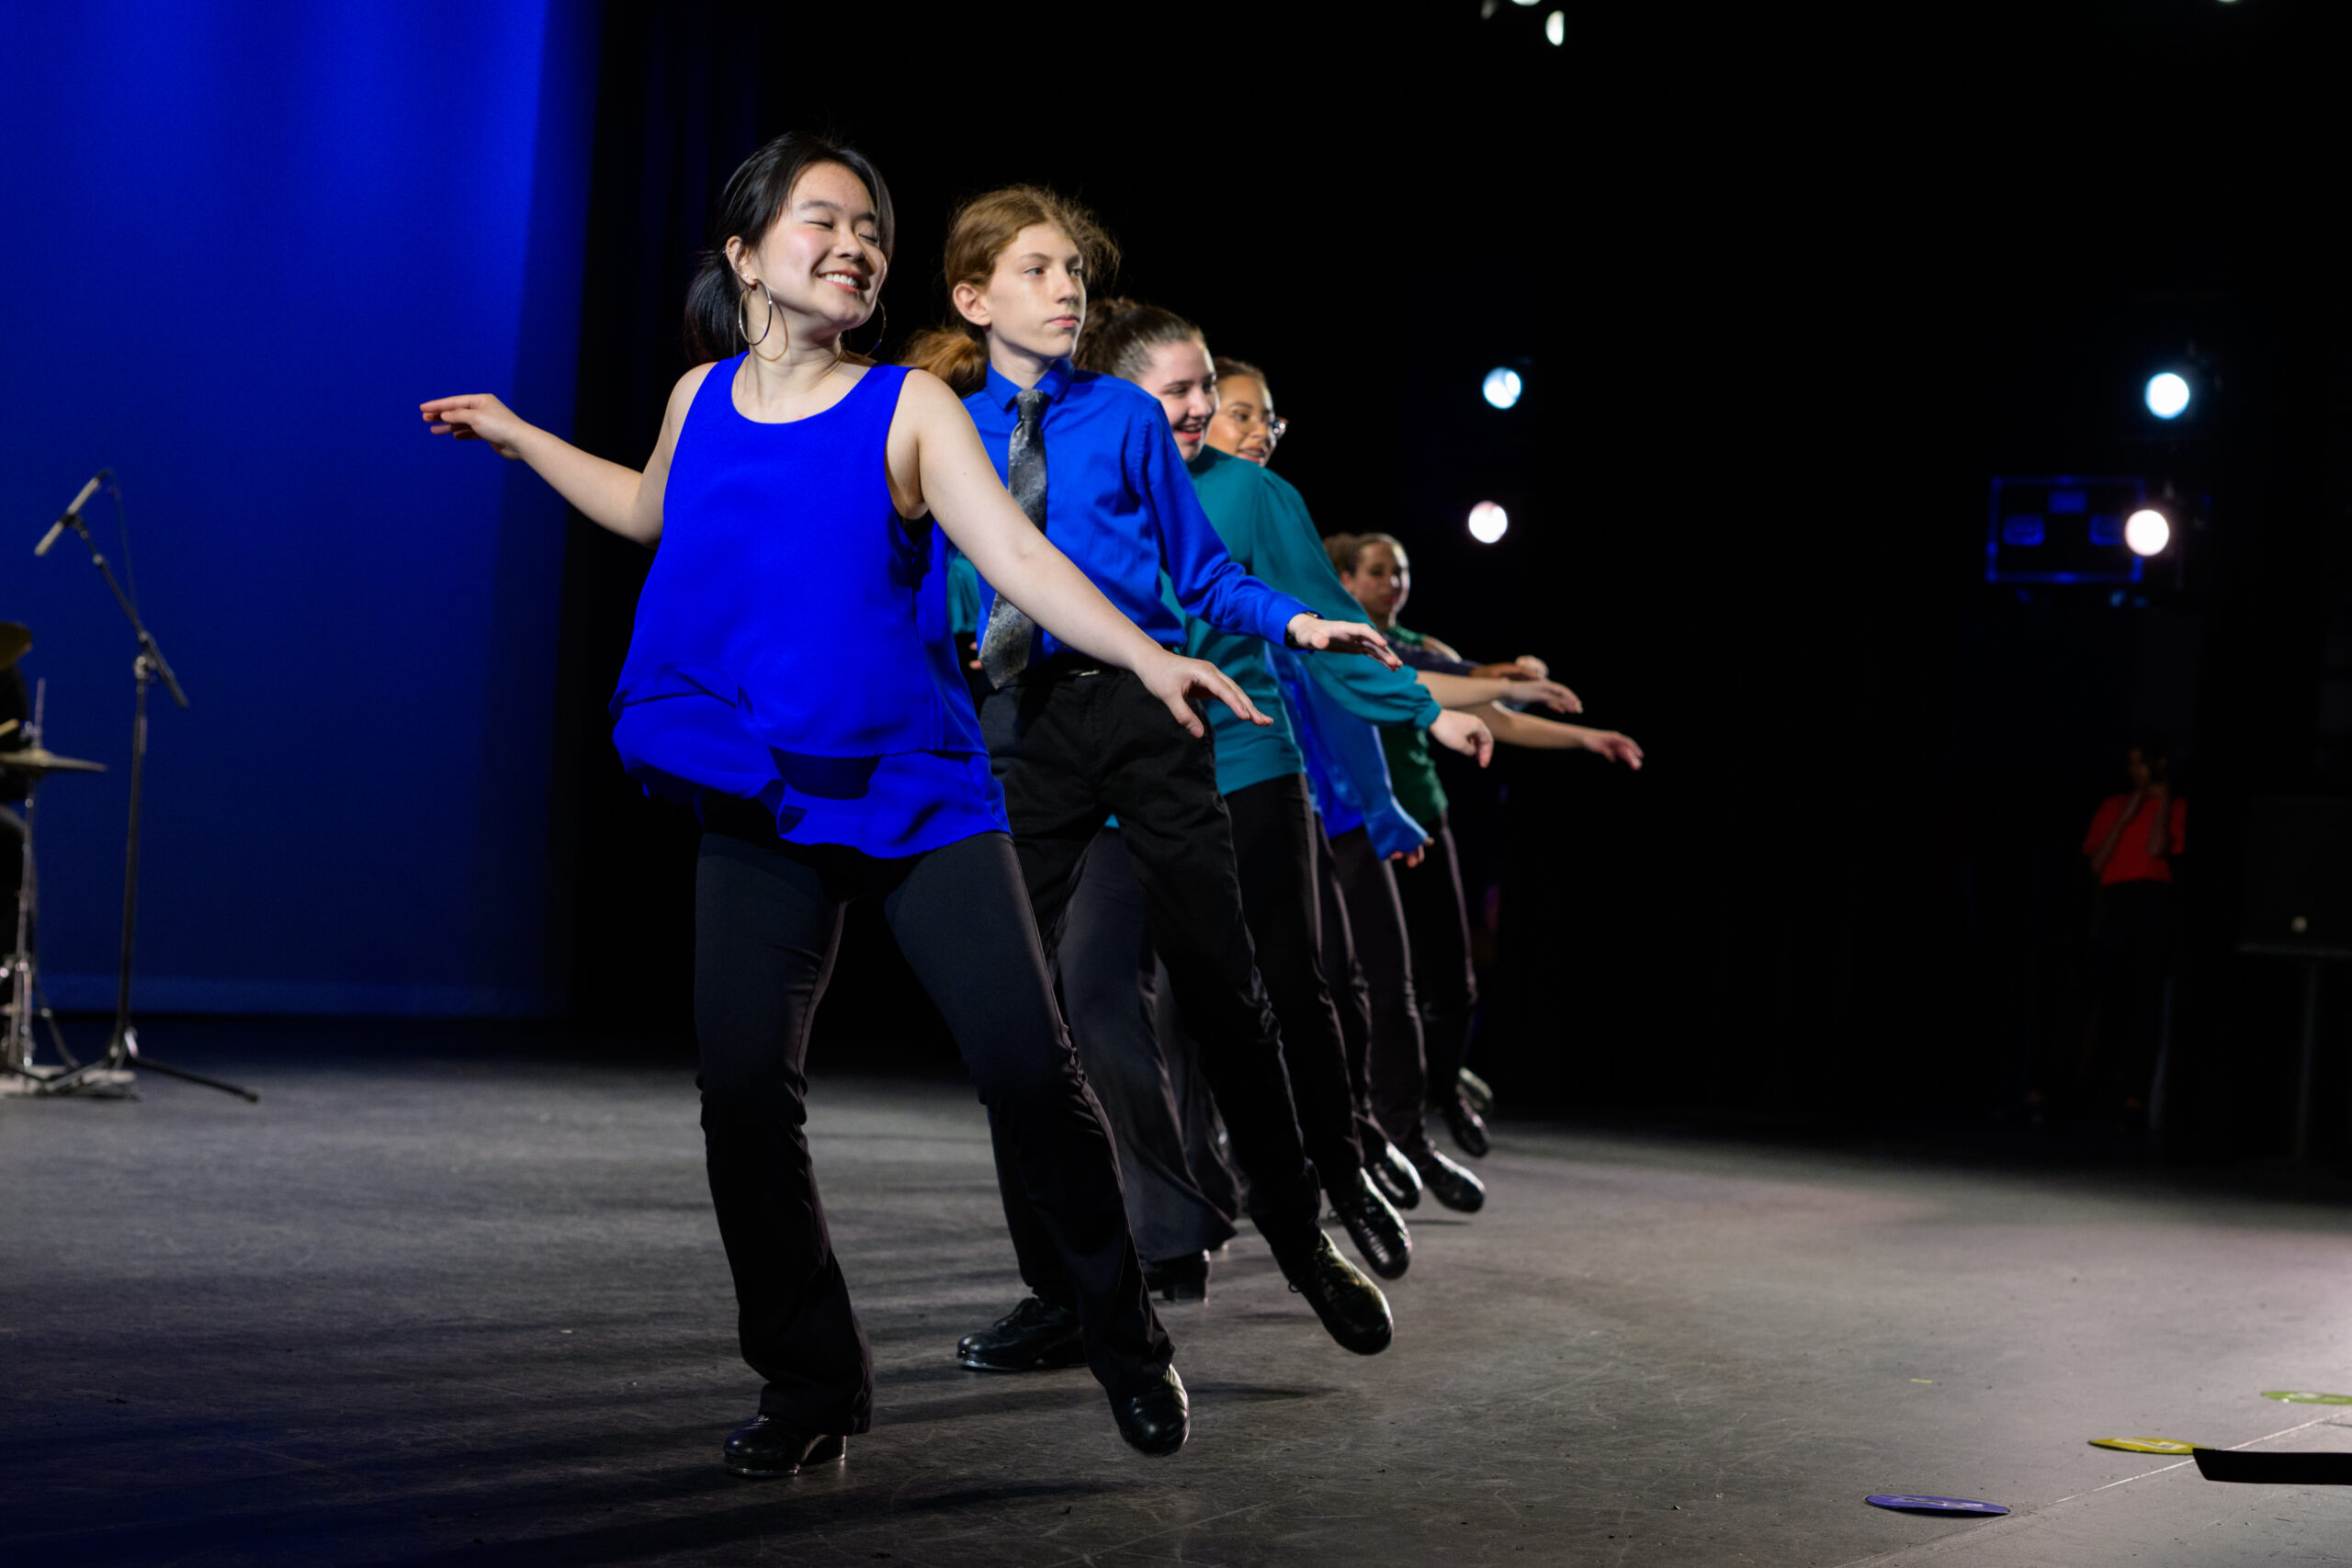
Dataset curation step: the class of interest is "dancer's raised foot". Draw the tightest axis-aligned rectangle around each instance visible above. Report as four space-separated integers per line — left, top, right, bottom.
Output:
1408 1141 1487 1213
956 1294 1084 1372
722 1416 847 1478
1266 1225 1392 1355
1112 1364 1189 1456
1364 1134 1425 1210
1458 1066 1495 1115
1330 1168 1412 1280
1441 1091 1491 1159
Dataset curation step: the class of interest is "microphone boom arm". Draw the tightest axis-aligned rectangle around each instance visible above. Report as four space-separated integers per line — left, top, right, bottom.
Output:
58 513 189 709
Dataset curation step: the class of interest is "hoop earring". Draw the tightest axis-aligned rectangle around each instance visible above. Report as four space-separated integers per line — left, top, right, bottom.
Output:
739 280 777 348
852 300 889 358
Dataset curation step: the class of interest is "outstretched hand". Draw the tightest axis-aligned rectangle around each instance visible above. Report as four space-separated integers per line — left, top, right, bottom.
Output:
1387 843 1430 868
420 393 530 458
1288 615 1401 670
1513 678 1583 714
1430 708 1494 767
1145 652 1272 738
1585 730 1645 770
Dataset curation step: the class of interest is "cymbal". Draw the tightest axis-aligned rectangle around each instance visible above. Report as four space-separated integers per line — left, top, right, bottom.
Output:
0 747 106 777
0 622 28 671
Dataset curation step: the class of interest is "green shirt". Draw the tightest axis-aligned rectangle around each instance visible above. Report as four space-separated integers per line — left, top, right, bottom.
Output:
1178 448 1442 795
1377 626 1449 826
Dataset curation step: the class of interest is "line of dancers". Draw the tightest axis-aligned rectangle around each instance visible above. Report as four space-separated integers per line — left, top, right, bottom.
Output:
420 132 1641 1479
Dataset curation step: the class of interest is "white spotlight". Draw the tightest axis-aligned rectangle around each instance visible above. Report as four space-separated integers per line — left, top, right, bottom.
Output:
1481 367 1523 410
1468 502 1510 544
2125 508 2171 557
2144 371 2191 420
1546 9 1566 43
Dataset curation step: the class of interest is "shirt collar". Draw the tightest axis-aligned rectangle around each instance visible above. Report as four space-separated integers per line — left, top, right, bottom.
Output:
985 356 1074 411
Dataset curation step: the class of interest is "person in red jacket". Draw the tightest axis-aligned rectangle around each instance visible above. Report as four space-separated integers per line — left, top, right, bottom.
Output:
2080 733 2186 1123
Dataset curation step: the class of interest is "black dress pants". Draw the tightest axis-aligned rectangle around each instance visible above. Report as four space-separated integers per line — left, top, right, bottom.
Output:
1155 948 1244 1224
1057 826 1238 1263
1329 824 1432 1150
1315 816 1374 1143
1390 811 1476 1122
980 665 1321 1301
1214 774 1364 1199
694 812 1170 1431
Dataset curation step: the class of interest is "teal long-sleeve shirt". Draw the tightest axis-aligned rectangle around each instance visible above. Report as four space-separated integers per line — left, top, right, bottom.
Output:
1176 446 1442 795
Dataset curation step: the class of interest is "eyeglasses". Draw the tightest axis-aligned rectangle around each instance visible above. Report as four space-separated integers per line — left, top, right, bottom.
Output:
1220 407 1290 441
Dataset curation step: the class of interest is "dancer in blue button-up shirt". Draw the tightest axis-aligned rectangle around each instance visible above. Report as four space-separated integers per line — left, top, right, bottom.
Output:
904 183 1401 1372
961 357 1311 661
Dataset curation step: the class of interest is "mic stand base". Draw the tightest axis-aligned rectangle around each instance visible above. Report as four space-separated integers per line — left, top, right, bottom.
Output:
37 1026 256 1103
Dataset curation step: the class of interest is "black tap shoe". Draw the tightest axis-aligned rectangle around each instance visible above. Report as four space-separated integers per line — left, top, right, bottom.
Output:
1458 1066 1495 1114
722 1416 847 1478
1409 1142 1487 1213
1442 1092 1491 1159
1330 1168 1412 1280
1365 1134 1425 1210
956 1295 1085 1372
1112 1364 1189 1456
1266 1226 1393 1355
1143 1250 1210 1303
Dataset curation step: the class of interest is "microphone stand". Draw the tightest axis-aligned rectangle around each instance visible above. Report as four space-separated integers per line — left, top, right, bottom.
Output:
44 511 254 1103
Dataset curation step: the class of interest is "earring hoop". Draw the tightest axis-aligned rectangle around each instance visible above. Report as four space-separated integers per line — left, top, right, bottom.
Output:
739 280 777 348
851 300 889 358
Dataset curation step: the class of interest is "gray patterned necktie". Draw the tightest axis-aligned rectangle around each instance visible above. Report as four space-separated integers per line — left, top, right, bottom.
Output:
978 388 1051 686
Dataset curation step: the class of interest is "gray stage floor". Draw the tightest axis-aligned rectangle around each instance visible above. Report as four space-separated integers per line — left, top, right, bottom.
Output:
6 1036 2352 1566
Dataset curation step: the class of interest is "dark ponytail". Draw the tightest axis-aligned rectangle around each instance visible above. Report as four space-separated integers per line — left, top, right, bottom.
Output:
1074 297 1204 382
683 131 896 364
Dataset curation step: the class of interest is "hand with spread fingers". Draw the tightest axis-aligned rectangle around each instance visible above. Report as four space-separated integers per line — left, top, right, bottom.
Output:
1146 651 1272 738
1286 614 1401 669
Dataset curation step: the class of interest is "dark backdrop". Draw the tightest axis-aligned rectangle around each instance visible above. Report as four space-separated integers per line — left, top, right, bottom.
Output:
549 3 2344 1152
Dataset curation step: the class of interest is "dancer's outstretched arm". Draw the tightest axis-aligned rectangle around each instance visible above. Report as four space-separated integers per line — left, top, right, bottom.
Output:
419 368 706 547
1420 671 1582 713
899 371 1269 739
1479 705 1645 767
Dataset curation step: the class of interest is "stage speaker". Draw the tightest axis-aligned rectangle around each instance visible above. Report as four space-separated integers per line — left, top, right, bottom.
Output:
2242 795 2352 957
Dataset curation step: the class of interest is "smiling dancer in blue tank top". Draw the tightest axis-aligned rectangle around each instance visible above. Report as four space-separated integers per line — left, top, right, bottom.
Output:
417 134 1255 1475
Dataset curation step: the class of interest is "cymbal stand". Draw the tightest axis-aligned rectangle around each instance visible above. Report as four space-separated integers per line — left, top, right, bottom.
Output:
40 508 254 1103
3 679 85 1095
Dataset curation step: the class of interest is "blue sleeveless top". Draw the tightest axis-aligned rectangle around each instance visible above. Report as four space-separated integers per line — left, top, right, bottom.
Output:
610 356 1008 856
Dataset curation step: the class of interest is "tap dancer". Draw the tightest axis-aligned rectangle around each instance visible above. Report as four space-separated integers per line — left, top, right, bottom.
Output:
1330 531 1642 1159
418 134 1227 1473
899 186 1401 1373
1072 299 1509 1280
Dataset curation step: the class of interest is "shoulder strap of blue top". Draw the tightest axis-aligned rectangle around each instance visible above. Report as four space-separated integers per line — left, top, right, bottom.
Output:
688 354 746 423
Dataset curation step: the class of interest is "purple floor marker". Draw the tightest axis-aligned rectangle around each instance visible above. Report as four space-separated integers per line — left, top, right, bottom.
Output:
1866 1494 2010 1516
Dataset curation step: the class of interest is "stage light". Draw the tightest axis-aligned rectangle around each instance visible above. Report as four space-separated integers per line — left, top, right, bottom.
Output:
1482 367 1523 409
1546 10 1565 43
2125 508 2171 556
2143 371 2191 420
1468 502 1510 544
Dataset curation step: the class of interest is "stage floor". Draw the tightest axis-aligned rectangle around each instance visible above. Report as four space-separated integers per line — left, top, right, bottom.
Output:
6 1030 2352 1565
